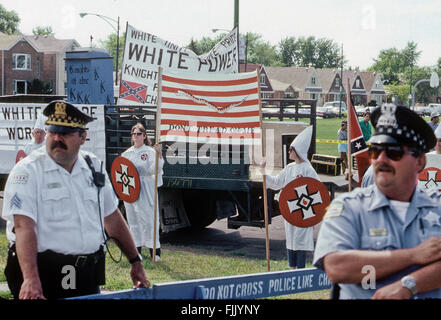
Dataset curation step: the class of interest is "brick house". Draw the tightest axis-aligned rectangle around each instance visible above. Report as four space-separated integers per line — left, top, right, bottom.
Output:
240 63 274 101
266 66 387 107
0 32 79 96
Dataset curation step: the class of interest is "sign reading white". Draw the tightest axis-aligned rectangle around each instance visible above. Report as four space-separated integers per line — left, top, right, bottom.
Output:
118 24 239 106
0 103 106 174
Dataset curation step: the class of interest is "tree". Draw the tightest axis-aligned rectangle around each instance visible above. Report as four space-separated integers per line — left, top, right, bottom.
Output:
244 33 282 66
0 4 20 35
32 26 54 36
278 36 343 68
186 34 225 55
278 37 298 66
98 32 125 70
186 32 282 66
367 41 421 85
386 84 410 105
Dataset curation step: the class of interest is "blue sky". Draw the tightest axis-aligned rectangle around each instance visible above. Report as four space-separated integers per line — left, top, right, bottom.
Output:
2 0 441 69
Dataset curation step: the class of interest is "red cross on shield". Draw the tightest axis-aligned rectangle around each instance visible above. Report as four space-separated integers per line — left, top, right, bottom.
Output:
418 167 441 191
111 156 141 203
278 177 330 228
15 150 26 163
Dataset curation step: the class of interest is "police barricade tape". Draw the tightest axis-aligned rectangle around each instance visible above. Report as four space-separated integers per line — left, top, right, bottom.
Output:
316 139 344 144
316 139 371 145
68 267 331 300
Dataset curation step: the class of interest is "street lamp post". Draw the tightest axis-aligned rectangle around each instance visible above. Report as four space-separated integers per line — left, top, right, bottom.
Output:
79 13 120 86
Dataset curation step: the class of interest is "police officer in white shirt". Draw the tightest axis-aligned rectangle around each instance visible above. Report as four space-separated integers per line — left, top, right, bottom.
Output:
2 100 150 300
314 104 441 299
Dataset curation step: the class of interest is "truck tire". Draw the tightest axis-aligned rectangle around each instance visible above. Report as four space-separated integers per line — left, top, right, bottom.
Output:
182 190 217 230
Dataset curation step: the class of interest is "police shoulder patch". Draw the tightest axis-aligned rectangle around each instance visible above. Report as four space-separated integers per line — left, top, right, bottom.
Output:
324 201 344 219
12 173 29 185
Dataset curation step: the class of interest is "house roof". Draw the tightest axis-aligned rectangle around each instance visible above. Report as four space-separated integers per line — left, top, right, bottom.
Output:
0 32 22 50
266 66 312 91
316 68 340 92
239 63 262 72
25 35 80 53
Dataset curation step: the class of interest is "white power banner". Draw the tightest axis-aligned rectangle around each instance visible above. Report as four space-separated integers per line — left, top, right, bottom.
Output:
0 103 106 174
118 24 239 106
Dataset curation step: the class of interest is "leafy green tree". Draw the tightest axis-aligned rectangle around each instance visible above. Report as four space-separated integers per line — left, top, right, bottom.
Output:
0 4 20 35
368 41 421 85
98 32 125 70
278 36 343 68
32 26 54 36
245 33 282 66
187 32 282 66
386 84 410 105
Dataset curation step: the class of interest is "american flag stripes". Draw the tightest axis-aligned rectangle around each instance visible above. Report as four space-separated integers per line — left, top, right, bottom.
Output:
159 70 262 145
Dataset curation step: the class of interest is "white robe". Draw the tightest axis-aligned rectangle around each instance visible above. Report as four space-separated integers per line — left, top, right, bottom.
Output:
265 161 319 251
23 140 45 156
122 145 164 248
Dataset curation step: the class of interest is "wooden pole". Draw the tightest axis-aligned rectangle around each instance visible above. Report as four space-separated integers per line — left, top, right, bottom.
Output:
152 67 162 262
346 79 352 192
256 68 270 272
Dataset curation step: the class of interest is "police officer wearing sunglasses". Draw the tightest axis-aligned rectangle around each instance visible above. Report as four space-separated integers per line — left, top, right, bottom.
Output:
314 104 441 299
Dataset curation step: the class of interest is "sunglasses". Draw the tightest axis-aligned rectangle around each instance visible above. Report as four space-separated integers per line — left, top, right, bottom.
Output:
131 132 144 136
368 144 419 161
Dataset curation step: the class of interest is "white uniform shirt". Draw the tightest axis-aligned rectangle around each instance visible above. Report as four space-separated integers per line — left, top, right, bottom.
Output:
122 145 164 248
266 161 319 251
2 148 118 255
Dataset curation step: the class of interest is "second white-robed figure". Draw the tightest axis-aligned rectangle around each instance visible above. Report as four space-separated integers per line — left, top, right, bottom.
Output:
122 123 164 261
260 126 319 269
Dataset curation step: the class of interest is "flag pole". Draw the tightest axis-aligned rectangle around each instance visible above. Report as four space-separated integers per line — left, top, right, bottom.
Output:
346 79 352 192
152 67 163 262
256 68 270 272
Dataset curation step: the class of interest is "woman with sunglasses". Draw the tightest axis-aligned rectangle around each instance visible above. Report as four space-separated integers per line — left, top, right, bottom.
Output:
314 105 441 299
121 123 164 261
259 126 319 270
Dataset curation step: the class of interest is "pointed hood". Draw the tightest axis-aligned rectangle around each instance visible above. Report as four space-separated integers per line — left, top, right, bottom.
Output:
33 111 47 131
290 126 313 162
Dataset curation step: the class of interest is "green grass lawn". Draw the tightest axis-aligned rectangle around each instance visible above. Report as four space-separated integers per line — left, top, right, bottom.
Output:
0 228 329 300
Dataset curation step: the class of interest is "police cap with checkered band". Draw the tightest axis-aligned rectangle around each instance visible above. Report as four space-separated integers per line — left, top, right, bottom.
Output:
369 104 436 153
43 100 94 133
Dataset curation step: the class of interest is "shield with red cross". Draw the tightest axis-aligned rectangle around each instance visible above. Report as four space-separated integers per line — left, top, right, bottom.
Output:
111 156 141 203
418 167 441 191
15 150 26 163
278 177 330 228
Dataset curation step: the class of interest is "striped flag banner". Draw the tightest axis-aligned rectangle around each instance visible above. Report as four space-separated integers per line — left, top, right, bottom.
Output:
159 70 262 145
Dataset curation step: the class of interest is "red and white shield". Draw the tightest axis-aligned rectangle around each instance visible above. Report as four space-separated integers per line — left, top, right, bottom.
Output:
16 150 26 163
111 156 141 203
278 177 330 228
418 167 441 190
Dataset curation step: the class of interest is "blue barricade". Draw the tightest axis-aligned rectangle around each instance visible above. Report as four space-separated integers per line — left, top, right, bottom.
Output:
69 267 331 300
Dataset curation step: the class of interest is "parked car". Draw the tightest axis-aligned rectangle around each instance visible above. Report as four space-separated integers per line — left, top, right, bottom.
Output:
428 103 441 116
412 105 430 116
324 101 347 116
316 106 337 118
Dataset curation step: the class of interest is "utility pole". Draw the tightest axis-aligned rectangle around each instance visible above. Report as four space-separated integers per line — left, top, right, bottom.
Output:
340 44 344 118
235 0 240 73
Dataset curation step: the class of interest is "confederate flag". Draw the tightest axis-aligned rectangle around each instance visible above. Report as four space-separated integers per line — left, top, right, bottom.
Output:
347 95 370 186
119 80 148 104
